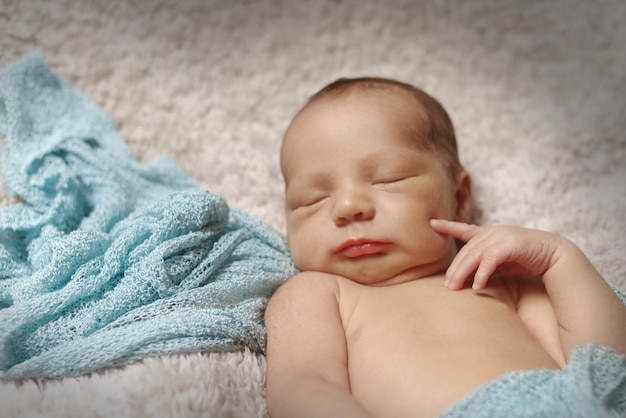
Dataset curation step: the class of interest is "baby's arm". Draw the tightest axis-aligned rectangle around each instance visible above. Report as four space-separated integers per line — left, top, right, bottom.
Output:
264 272 375 418
430 219 626 359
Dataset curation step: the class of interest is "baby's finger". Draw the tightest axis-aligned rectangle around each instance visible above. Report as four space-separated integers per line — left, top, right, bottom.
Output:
471 252 501 290
430 219 483 244
445 244 483 289
445 232 502 290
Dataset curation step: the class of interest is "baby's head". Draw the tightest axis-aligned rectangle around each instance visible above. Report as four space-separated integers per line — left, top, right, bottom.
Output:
280 77 472 285
282 77 464 179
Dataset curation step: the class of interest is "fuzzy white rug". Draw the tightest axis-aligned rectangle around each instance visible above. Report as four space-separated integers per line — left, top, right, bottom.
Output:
1 0 625 417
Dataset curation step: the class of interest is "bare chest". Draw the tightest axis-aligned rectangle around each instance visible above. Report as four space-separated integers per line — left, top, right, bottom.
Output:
337 277 558 418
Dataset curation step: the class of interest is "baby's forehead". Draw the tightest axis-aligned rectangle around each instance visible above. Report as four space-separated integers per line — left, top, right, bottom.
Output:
311 84 421 110
281 93 432 172
290 87 428 144
290 87 426 135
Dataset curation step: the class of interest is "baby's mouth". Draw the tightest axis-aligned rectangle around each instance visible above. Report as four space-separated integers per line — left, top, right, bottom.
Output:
335 239 388 258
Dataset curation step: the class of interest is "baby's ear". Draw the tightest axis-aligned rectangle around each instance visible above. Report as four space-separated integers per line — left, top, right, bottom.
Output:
454 171 472 223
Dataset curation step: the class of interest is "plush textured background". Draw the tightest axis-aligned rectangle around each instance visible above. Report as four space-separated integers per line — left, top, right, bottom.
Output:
1 0 625 416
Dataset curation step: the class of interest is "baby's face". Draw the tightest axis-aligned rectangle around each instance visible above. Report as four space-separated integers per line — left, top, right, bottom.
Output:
281 92 465 286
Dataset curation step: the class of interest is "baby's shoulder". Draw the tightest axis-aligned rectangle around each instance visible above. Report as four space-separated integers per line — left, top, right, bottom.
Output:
265 272 349 329
282 270 343 288
269 271 345 305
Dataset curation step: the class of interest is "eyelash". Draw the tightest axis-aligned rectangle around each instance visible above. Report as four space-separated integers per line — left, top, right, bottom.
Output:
303 196 326 207
290 175 415 209
373 176 410 187
290 194 327 210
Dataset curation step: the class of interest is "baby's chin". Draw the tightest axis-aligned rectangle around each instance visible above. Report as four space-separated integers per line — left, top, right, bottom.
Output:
337 259 452 287
294 251 453 286
324 268 422 287
294 265 391 285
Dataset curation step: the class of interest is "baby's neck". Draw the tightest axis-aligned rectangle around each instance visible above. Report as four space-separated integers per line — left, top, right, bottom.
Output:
365 263 450 287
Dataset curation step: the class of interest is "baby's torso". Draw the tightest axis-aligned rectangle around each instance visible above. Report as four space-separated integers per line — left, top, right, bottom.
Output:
337 275 560 418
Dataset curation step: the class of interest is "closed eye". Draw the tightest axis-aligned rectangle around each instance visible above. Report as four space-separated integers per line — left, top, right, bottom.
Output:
288 194 328 210
301 195 327 207
373 175 414 189
376 177 406 184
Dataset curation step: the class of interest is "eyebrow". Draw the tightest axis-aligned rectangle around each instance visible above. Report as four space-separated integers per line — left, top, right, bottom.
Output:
285 145 429 183
285 171 331 190
359 152 394 169
359 147 426 170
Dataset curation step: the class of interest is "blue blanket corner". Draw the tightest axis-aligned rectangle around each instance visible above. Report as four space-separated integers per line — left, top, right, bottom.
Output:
0 52 298 379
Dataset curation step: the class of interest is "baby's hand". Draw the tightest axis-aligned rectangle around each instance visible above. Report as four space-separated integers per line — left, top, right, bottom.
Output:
430 219 564 290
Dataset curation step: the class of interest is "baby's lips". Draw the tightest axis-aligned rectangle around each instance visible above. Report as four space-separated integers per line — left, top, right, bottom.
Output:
335 239 388 257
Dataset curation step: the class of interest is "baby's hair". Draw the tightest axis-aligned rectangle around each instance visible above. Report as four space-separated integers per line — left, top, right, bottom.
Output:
303 77 463 175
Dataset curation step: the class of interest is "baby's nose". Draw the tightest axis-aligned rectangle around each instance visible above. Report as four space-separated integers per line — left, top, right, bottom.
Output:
332 193 375 226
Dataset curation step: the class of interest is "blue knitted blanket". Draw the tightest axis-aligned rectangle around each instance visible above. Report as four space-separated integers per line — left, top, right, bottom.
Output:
442 343 626 418
0 53 298 379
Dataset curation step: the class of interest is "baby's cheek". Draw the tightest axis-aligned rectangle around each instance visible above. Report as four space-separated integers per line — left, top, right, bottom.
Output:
288 228 324 271
429 221 454 245
414 219 455 257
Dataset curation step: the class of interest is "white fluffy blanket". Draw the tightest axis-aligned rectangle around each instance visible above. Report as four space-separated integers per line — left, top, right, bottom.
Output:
1 0 625 416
